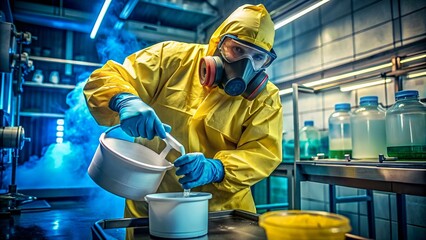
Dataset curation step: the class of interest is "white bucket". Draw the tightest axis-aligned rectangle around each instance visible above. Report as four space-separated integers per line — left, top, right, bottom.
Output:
88 125 185 201
145 192 212 238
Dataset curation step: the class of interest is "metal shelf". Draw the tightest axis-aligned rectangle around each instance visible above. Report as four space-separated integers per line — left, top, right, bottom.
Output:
273 160 426 239
277 83 426 240
22 81 75 89
273 161 426 196
30 56 102 67
20 112 65 118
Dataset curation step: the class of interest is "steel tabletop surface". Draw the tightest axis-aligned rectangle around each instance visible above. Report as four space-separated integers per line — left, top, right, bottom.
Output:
91 210 368 240
273 160 426 196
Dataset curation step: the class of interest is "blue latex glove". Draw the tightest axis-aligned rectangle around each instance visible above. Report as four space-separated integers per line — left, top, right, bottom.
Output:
174 152 224 189
110 93 171 140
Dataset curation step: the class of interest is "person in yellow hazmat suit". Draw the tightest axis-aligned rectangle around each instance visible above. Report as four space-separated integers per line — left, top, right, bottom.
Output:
84 2 282 232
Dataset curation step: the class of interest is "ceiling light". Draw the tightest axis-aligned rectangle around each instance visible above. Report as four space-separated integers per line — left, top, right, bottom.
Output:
279 88 293 95
400 54 426 63
114 21 125 30
90 0 112 39
340 78 392 92
119 0 139 19
278 47 423 88
303 63 392 87
407 71 426 79
274 0 330 30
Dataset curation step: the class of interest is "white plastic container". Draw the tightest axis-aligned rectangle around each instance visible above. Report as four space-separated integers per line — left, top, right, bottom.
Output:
145 192 212 238
386 90 426 159
88 125 185 201
328 103 352 159
351 96 386 159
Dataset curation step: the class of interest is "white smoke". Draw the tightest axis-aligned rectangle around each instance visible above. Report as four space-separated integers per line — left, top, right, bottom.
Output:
4 28 146 218
14 81 105 189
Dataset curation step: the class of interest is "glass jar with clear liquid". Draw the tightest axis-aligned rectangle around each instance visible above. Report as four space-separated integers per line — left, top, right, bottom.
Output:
328 103 352 159
386 90 426 159
299 120 321 160
351 96 386 159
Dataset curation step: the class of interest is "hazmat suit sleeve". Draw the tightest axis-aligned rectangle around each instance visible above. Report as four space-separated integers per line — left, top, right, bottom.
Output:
83 42 172 126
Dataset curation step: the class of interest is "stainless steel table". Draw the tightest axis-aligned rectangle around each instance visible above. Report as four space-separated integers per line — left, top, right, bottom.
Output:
91 210 368 240
272 160 426 239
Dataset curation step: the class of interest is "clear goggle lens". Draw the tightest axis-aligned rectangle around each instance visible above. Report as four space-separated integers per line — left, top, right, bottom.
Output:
218 36 275 71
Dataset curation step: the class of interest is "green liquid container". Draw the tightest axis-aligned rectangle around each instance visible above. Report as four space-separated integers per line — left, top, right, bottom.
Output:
385 90 426 160
351 96 386 159
328 103 352 159
300 120 321 160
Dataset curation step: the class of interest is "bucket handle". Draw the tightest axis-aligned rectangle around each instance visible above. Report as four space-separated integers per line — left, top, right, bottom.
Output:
159 133 186 161
105 125 185 163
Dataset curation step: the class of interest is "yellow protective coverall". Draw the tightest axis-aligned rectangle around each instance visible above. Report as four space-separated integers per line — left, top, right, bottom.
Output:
84 3 282 220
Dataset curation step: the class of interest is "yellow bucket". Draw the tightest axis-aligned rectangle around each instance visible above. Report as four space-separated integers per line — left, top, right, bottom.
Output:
259 210 351 240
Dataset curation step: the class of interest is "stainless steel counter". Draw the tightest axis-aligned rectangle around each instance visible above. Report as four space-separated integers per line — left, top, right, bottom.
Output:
273 160 426 197
91 210 368 240
271 160 426 240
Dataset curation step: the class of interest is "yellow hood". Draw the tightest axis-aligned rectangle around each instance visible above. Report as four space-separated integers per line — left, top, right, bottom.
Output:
207 4 275 56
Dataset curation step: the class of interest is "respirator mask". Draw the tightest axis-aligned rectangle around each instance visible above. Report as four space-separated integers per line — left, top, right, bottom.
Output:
199 35 276 100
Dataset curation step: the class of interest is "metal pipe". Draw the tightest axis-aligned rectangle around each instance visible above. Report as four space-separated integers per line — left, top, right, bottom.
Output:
329 185 336 212
397 194 407 240
30 56 102 67
335 195 372 203
13 12 92 33
292 83 300 210
366 189 375 239
255 203 289 210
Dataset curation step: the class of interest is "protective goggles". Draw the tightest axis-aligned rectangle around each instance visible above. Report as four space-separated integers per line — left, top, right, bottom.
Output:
218 35 276 71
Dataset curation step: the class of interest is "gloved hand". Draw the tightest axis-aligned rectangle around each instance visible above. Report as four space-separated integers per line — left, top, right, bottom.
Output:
110 93 171 140
174 152 224 189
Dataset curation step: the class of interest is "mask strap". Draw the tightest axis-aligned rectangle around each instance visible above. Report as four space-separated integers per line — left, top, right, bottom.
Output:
199 56 223 87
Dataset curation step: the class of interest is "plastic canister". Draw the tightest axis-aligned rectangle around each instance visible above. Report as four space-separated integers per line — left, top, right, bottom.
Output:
32 69 44 83
385 90 426 159
299 120 321 160
259 210 351 240
145 192 212 239
351 96 386 159
328 103 352 159
282 131 295 161
319 130 329 159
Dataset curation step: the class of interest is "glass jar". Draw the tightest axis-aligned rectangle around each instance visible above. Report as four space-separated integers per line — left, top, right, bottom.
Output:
351 96 386 159
386 90 426 159
299 120 321 160
282 131 295 161
32 69 44 83
328 103 352 159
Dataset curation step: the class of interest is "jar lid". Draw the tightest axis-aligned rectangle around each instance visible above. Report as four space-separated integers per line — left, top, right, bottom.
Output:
395 90 418 100
304 120 314 126
360 96 378 106
335 103 351 111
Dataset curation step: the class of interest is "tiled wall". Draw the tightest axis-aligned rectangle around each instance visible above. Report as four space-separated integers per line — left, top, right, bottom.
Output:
270 0 426 83
264 0 426 239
